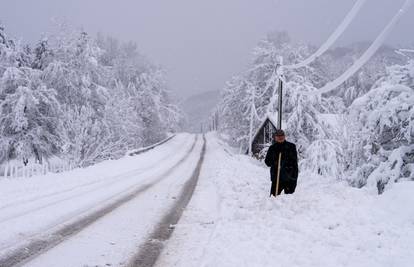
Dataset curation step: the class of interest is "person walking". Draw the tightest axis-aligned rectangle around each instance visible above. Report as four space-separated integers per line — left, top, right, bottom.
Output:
265 129 299 197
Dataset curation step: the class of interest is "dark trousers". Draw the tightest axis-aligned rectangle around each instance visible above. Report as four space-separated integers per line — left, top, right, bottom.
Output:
270 179 297 196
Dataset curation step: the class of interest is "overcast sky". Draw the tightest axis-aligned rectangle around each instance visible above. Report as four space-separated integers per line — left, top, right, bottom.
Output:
1 0 413 98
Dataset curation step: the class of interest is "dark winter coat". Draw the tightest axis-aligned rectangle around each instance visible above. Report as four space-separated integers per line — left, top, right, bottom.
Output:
265 141 299 182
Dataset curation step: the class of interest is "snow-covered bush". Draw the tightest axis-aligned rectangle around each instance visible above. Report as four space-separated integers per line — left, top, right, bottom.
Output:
346 61 414 192
366 145 414 194
301 139 345 178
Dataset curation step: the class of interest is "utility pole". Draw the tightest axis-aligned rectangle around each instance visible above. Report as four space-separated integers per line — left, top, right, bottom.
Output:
247 58 283 156
277 78 283 130
276 57 284 130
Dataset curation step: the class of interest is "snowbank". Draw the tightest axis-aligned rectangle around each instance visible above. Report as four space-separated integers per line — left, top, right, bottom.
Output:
157 133 414 267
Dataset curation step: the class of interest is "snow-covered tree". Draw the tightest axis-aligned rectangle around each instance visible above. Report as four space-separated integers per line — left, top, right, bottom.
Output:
32 39 53 70
217 31 413 191
347 60 414 192
218 32 332 157
0 71 62 165
218 77 251 148
0 24 182 170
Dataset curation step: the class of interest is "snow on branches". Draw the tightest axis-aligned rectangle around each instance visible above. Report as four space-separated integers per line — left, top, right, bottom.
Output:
0 24 182 170
218 31 414 193
348 61 414 192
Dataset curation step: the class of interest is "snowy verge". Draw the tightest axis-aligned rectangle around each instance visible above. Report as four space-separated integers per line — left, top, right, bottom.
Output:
157 132 414 267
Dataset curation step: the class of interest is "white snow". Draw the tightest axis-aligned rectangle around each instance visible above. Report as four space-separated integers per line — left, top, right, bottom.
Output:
24 134 205 267
0 132 413 267
0 133 195 260
157 133 414 267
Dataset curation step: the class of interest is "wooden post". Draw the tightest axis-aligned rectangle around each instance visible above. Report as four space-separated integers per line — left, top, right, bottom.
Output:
276 152 282 196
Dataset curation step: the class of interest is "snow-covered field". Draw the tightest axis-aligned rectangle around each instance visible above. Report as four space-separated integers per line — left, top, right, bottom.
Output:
157 133 414 267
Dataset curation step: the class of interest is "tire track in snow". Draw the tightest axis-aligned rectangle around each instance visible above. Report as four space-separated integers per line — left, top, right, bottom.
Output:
128 134 206 267
0 135 190 253
0 136 187 226
0 135 199 267
0 135 178 214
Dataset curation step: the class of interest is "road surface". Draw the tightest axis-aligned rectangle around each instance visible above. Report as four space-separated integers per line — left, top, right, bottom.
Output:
0 133 205 267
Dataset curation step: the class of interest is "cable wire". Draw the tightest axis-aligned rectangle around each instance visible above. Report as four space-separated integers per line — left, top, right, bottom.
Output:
284 0 368 70
315 0 413 94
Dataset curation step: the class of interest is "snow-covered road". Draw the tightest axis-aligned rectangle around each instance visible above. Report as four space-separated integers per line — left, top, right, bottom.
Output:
0 132 413 267
0 133 205 266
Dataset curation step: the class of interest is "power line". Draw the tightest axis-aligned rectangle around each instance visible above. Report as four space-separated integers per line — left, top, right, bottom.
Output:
284 0 368 70
315 0 413 95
